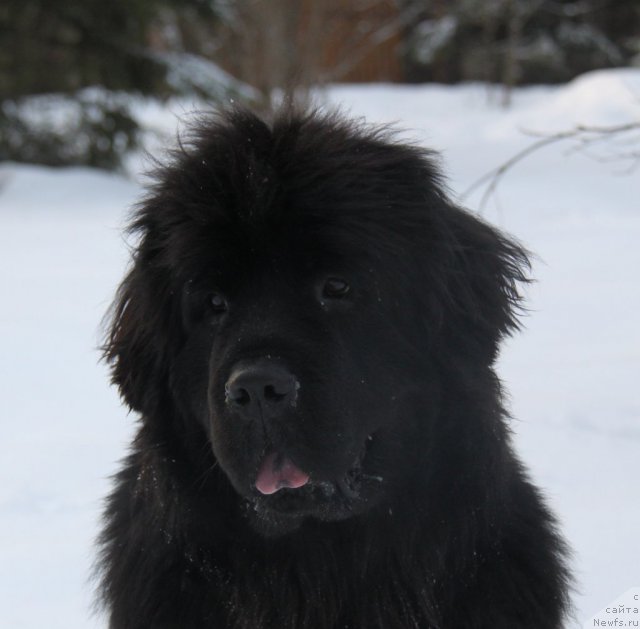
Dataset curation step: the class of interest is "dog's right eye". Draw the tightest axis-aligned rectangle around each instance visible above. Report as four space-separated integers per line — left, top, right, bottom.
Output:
322 277 351 299
181 286 229 330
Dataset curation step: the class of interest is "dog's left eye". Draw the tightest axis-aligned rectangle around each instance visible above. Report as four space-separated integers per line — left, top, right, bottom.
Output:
322 277 351 299
209 292 228 313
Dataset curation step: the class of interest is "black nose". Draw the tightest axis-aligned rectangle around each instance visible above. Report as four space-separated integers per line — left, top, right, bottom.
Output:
225 360 299 420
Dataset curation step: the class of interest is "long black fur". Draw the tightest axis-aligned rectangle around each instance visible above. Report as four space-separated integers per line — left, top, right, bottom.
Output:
98 108 571 628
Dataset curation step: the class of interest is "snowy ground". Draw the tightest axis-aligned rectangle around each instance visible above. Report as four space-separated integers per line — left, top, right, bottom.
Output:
1 69 638 628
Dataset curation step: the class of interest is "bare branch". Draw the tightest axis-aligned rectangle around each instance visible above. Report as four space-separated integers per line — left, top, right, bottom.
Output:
462 120 640 211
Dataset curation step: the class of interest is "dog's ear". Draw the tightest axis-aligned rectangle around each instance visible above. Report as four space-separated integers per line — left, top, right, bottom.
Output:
432 205 531 363
102 246 175 414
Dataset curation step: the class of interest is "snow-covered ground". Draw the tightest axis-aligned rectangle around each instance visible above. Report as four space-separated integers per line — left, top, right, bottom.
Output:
1 69 638 628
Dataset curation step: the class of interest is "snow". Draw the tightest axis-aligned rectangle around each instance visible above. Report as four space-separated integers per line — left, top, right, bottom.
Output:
1 69 639 627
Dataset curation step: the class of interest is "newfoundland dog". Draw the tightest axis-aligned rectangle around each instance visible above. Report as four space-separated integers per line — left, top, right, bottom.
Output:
98 108 570 628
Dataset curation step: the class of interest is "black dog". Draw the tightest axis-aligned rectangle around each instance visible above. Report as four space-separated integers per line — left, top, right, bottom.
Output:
98 108 571 628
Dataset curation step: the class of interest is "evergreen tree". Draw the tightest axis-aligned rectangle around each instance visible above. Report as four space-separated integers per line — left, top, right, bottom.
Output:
0 0 227 170
402 0 640 92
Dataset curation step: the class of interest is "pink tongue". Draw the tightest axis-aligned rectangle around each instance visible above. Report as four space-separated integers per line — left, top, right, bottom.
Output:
255 452 310 495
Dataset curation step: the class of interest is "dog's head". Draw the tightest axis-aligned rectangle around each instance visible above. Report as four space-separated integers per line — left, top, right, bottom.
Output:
104 109 529 535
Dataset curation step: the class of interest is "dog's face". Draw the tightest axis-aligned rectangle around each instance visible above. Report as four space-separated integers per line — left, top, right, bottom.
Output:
171 222 434 532
106 109 528 536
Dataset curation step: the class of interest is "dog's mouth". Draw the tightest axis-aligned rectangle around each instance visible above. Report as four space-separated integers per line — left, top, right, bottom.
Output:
255 451 311 495
251 434 379 512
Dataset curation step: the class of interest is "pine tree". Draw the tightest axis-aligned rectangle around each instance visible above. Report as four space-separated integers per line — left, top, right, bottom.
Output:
0 0 226 170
